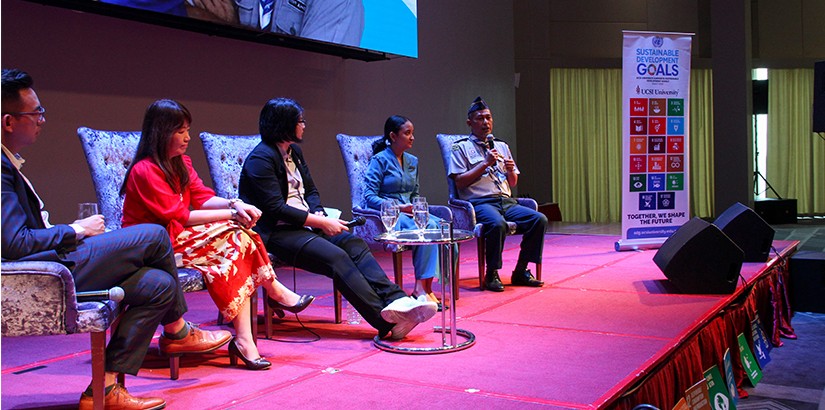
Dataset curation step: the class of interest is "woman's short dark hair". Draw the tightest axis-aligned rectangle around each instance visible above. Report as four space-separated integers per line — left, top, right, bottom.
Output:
372 115 411 155
121 99 192 194
260 98 303 145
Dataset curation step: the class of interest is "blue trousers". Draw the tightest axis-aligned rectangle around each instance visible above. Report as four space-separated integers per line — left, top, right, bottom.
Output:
469 197 547 272
395 213 440 281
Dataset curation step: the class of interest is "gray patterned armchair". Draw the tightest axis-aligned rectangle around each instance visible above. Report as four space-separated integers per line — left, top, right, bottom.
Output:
199 132 343 328
335 134 454 295
435 134 542 289
1 260 120 410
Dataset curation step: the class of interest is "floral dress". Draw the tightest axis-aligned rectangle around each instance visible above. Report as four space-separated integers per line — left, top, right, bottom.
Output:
122 155 274 321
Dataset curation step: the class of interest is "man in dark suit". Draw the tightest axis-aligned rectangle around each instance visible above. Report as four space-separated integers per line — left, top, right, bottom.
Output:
1 68 232 410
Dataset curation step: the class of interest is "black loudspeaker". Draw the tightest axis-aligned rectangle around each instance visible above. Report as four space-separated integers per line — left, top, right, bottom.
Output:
713 202 775 262
755 198 797 224
653 217 744 294
790 251 825 313
814 61 825 133
753 79 768 115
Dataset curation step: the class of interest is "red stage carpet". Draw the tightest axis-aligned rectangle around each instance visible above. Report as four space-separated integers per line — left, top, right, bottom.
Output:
0 234 796 409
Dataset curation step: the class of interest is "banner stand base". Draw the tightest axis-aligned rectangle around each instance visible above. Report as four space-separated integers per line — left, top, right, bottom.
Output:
615 238 666 252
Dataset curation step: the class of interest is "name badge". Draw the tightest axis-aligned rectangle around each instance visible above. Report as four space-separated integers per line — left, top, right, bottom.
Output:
467 148 484 164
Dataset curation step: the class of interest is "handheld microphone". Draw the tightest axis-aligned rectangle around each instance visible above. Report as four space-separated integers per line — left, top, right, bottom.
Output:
344 216 367 228
77 286 125 302
485 134 495 150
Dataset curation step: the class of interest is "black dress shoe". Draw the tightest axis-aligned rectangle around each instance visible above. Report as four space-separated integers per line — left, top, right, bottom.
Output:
511 269 544 287
267 294 315 314
484 271 505 292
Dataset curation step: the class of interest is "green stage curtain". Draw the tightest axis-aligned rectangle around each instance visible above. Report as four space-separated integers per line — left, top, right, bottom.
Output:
688 69 715 218
550 68 622 223
766 69 825 215
550 68 715 222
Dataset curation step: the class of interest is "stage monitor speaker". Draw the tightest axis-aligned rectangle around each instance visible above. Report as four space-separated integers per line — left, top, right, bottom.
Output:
653 217 744 294
754 198 797 224
814 61 825 133
713 202 775 262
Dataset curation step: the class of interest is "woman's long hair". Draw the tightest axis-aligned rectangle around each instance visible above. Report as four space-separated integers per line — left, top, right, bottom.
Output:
372 115 411 155
120 99 192 195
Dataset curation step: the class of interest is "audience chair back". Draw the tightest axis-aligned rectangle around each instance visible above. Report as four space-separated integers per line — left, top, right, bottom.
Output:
199 132 344 326
435 134 542 287
2 261 120 409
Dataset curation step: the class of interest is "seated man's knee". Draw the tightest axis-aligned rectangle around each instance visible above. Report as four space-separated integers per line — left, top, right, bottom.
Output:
536 212 548 227
142 224 174 253
487 220 508 235
125 267 177 308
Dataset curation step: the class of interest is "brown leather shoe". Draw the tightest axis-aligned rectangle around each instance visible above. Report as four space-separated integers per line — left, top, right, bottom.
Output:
158 322 231 356
78 383 166 410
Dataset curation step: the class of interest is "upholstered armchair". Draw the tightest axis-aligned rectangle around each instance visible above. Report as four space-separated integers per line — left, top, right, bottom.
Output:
199 132 343 329
2 261 120 410
435 134 542 289
335 134 455 295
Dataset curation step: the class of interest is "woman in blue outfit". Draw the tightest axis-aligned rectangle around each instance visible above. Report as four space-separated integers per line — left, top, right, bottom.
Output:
363 115 446 308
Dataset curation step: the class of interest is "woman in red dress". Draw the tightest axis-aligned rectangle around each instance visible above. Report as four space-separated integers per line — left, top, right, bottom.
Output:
121 99 313 370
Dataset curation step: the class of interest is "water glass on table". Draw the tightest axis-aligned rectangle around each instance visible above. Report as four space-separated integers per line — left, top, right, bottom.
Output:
412 197 429 238
381 199 399 238
78 202 98 219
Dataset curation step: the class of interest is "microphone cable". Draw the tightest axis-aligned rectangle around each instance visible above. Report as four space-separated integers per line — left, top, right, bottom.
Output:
267 233 321 344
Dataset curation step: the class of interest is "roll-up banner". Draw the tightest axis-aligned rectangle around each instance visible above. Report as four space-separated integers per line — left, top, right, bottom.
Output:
616 31 694 251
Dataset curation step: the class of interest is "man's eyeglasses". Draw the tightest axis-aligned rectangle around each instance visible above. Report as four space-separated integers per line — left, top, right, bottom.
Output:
3 107 46 122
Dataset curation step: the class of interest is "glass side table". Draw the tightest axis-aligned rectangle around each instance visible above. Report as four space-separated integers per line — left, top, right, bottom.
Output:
373 226 476 354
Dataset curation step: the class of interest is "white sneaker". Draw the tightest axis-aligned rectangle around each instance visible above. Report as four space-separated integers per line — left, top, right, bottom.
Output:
389 320 419 340
380 296 437 324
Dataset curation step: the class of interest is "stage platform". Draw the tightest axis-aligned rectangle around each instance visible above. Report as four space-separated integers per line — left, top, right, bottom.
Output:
1 233 797 409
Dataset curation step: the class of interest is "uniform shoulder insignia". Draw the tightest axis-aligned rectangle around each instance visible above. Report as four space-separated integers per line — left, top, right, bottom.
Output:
451 137 469 151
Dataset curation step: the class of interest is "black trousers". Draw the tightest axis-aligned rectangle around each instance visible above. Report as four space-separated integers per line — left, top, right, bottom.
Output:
469 196 548 272
65 224 187 375
265 228 406 336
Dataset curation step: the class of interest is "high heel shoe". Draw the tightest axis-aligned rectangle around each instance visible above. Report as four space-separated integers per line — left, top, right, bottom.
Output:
228 338 271 370
267 294 315 315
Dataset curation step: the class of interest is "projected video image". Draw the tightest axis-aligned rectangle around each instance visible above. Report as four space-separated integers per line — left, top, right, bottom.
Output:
96 0 418 57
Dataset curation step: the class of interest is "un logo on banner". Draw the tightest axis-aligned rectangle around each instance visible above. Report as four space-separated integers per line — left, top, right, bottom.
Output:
652 36 664 48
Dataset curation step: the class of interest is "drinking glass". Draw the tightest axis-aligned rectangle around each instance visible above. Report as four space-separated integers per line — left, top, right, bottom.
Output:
380 200 399 238
412 198 429 239
78 202 98 219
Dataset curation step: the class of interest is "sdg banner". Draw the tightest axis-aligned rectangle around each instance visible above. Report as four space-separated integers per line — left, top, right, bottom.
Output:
616 31 693 251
